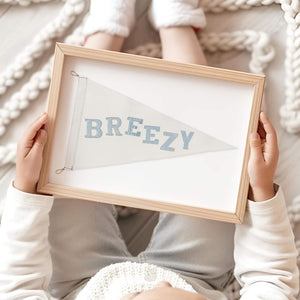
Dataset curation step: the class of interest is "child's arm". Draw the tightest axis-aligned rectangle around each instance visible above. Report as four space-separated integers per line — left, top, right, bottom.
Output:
234 112 299 299
0 112 54 299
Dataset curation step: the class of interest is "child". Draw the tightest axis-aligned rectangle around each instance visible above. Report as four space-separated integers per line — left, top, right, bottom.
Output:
0 1 299 299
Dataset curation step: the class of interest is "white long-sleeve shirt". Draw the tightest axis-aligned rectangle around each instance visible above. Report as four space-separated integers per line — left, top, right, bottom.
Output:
0 182 298 299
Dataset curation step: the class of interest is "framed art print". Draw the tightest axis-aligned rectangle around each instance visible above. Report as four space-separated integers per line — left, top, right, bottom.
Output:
37 43 265 224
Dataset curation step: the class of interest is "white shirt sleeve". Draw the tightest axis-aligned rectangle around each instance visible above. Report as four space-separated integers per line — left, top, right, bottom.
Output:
234 185 299 300
0 180 54 300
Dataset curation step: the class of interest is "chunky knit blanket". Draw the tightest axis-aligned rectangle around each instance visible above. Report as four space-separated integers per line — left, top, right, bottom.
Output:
1 0 300 164
0 1 300 299
1 0 300 166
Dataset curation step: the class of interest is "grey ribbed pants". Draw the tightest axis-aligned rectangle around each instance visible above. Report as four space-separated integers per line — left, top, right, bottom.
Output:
48 197 235 298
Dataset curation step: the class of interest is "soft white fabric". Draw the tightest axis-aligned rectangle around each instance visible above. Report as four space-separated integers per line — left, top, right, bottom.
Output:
0 181 54 300
0 181 298 300
234 185 299 300
82 0 136 38
76 261 196 300
148 0 206 30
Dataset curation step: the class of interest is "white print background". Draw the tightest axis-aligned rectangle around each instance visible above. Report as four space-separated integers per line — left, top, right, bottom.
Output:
70 78 234 169
49 56 254 213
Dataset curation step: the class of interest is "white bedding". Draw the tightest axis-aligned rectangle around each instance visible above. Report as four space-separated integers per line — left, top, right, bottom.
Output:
0 2 299 212
0 3 300 300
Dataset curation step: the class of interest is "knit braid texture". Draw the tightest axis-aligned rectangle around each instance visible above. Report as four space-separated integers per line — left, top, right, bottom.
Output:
1 0 299 167
0 2 300 298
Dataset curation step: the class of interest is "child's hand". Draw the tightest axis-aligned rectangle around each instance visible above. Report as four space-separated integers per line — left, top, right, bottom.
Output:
14 112 48 194
248 111 279 202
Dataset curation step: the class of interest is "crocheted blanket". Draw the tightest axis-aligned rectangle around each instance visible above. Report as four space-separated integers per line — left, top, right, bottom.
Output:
0 1 300 299
0 0 300 168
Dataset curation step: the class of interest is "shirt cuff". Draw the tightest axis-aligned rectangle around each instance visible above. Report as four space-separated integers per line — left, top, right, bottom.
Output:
7 179 54 209
246 184 285 216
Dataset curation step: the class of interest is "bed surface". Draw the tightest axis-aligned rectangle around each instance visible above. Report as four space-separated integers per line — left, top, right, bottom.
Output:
0 1 299 253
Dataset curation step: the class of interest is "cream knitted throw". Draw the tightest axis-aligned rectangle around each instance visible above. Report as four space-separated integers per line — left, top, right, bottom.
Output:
0 2 300 299
76 262 197 300
1 0 300 167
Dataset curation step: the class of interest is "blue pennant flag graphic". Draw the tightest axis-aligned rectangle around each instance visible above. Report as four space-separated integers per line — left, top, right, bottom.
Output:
63 77 235 171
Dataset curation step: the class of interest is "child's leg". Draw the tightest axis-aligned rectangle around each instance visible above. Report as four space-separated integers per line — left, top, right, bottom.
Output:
82 0 136 51
149 0 207 64
137 213 235 291
48 199 134 298
160 26 207 65
84 32 124 51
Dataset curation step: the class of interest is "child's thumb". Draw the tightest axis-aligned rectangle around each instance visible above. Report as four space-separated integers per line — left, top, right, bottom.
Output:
249 132 262 160
31 129 47 155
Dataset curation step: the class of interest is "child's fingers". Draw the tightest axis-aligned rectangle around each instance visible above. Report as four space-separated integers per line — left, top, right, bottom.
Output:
259 112 279 162
257 119 266 141
22 112 48 143
249 132 263 162
260 112 277 147
29 129 48 158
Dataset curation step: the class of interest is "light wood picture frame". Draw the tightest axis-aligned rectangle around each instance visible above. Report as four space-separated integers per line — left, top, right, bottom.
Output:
37 43 265 224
